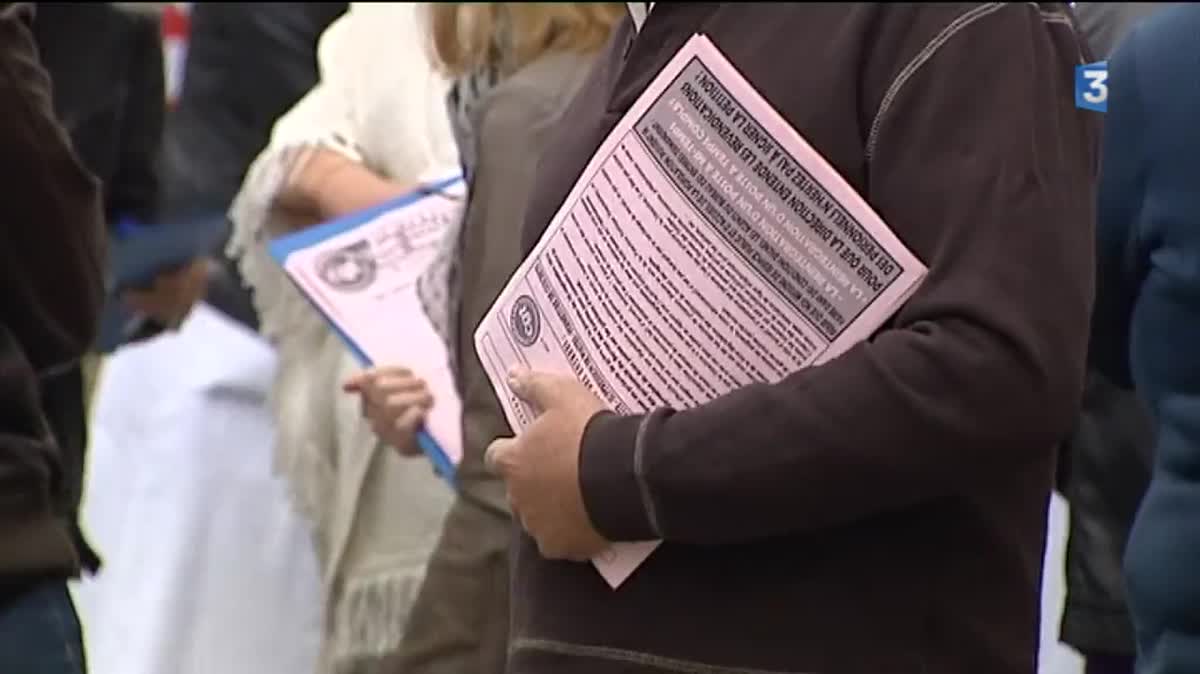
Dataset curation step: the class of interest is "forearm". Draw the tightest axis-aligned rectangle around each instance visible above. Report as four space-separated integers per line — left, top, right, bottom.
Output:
279 147 412 222
582 311 1084 545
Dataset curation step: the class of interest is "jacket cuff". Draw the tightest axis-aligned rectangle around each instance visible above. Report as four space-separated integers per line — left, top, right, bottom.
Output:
579 411 658 542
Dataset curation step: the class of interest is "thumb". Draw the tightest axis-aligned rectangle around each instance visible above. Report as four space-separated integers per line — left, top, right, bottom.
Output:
507 367 566 411
484 437 517 476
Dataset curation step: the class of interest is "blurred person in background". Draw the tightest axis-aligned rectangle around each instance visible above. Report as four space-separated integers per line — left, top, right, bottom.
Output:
1055 6 1167 674
72 4 346 674
0 3 105 672
30 0 199 586
1086 4 1200 673
1071 3 1169 56
160 1 347 329
228 3 459 670
161 1 347 223
337 4 623 672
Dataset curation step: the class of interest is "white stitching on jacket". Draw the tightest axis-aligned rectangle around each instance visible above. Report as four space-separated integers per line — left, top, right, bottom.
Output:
512 638 814 673
865 3 1081 164
865 3 1006 163
634 408 666 537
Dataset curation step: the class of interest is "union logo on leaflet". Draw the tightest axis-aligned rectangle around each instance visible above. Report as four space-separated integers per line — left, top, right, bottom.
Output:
510 295 542 347
316 240 377 293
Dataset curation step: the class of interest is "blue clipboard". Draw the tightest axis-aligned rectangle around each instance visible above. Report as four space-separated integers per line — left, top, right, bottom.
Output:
268 175 464 486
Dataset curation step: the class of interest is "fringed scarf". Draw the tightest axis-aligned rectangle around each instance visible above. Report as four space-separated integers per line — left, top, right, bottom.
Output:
224 4 459 672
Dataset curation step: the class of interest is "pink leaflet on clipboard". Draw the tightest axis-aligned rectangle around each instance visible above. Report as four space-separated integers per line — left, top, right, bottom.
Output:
270 176 467 481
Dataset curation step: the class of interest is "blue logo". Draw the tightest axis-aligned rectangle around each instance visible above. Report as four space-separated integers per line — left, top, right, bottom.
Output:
1076 61 1108 112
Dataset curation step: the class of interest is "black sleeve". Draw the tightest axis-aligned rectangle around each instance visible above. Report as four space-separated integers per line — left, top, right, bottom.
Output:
107 10 165 225
0 2 106 371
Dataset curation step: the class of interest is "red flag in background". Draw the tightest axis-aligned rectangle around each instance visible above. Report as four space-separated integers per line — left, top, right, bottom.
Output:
161 2 191 106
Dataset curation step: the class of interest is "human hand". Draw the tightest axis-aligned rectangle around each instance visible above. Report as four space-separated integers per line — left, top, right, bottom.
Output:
343 366 433 457
485 367 611 561
123 258 209 330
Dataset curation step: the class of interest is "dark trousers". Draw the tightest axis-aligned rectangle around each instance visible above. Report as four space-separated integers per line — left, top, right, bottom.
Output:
0 579 87 674
1085 652 1136 674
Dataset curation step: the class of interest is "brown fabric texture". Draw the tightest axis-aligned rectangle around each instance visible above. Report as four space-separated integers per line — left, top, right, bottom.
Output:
511 3 1099 673
0 2 105 581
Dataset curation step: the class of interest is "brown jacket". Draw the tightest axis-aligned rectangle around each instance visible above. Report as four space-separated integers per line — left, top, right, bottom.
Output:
0 2 106 584
513 3 1098 673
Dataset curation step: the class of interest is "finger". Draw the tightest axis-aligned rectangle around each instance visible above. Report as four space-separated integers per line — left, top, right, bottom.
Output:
342 371 370 393
371 365 415 379
376 375 429 396
393 405 428 435
484 437 517 475
385 389 433 414
507 367 568 412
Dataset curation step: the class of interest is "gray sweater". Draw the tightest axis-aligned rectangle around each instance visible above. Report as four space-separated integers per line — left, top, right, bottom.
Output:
452 51 598 513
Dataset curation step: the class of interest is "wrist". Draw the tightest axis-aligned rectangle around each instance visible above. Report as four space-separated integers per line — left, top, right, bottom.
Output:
579 410 662 542
301 151 357 217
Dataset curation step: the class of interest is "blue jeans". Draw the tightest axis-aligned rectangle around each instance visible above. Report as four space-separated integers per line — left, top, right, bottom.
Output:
0 579 87 674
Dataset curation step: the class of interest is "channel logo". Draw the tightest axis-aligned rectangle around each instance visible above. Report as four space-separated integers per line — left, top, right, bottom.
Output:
1076 61 1108 112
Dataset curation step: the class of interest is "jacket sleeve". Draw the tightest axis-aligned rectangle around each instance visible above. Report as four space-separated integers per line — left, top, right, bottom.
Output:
0 3 105 372
107 10 164 225
579 7 1099 544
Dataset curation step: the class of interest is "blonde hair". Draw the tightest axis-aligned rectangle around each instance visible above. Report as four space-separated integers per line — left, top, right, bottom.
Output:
425 2 624 77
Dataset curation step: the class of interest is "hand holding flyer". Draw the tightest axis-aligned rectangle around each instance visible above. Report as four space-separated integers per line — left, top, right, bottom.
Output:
474 34 928 587
271 177 466 481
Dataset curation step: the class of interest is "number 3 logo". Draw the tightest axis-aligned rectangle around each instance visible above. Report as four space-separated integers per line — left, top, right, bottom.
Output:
1083 69 1108 104
1076 61 1109 112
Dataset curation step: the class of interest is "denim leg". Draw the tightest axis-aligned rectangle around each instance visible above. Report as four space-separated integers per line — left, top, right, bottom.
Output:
0 579 87 674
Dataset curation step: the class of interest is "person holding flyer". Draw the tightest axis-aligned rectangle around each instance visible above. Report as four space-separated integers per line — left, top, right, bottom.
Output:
227 3 458 670
340 4 623 672
480 3 1100 674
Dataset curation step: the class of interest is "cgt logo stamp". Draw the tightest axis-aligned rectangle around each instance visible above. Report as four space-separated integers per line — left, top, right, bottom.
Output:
317 240 377 293
510 295 542 347
1076 61 1108 113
